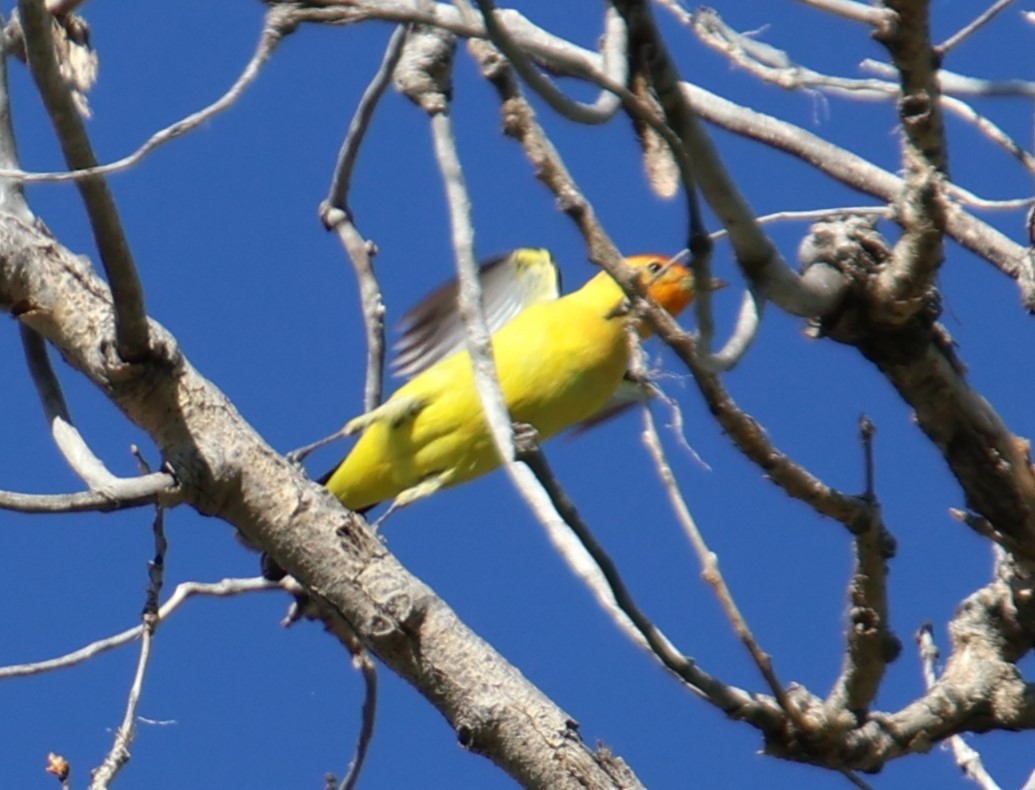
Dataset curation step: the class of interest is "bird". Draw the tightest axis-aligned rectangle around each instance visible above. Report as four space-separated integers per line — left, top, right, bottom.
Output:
322 248 702 513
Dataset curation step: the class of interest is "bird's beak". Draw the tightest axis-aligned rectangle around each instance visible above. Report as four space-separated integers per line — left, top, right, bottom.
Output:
703 277 728 293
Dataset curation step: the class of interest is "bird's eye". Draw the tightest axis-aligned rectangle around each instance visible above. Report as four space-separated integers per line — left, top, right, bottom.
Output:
646 260 663 275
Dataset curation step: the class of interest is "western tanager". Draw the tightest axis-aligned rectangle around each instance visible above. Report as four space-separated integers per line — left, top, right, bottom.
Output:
323 248 699 512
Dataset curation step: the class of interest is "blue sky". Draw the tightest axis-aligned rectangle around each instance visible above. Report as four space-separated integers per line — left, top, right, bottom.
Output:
1 1 1033 788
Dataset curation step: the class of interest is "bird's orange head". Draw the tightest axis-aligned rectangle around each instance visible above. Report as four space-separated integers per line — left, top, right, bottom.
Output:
625 253 726 338
626 253 697 318
578 252 722 333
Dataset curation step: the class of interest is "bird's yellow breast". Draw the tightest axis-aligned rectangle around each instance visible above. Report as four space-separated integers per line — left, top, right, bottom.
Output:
329 291 630 511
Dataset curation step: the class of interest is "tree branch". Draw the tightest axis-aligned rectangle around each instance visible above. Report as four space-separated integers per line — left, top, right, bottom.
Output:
614 0 849 318
0 577 282 681
0 476 172 513
320 24 407 413
18 0 148 360
871 0 948 324
0 10 31 220
0 6 294 186
88 505 166 789
286 1 1035 307
825 417 900 718
473 0 624 124
802 216 1035 557
0 206 642 790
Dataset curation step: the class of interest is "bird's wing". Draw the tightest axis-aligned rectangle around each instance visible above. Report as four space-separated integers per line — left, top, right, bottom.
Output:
392 248 561 378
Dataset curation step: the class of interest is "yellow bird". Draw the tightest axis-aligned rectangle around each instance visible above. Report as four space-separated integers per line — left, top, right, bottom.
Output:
323 248 700 513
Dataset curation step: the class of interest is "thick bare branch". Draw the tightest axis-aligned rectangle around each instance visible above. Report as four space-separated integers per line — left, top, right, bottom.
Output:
0 156 640 790
916 626 1005 790
803 216 1035 557
871 0 948 323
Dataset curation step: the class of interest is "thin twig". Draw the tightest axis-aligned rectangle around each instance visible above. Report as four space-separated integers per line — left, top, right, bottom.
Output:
0 6 295 186
337 650 378 790
19 324 178 502
950 509 1033 558
0 578 283 681
861 416 875 500
473 0 624 124
838 770 877 790
87 622 152 789
21 320 116 488
0 478 172 512
793 0 893 26
936 0 1016 55
0 9 31 219
860 58 1035 98
515 432 782 729
288 424 352 464
637 357 806 732
659 0 891 28
315 605 379 790
696 287 764 372
404 22 516 468
326 23 407 212
320 25 408 414
88 504 166 789
18 0 148 360
657 303 873 526
731 207 891 233
325 221 384 416
691 8 1035 181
